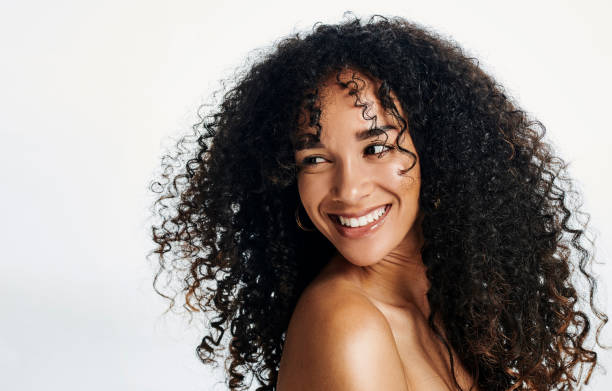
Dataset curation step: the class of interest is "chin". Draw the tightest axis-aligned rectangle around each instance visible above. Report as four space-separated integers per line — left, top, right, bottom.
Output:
333 244 389 268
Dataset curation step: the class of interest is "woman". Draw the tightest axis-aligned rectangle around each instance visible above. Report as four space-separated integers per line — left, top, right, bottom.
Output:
150 15 608 390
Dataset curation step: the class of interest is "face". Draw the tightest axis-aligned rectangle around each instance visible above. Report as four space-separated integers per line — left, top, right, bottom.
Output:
294 71 422 266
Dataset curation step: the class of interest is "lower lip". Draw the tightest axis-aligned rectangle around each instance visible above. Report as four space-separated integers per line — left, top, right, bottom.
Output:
330 204 391 239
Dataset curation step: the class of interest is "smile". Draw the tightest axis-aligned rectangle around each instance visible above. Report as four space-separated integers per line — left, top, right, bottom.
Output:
337 205 387 227
328 204 391 238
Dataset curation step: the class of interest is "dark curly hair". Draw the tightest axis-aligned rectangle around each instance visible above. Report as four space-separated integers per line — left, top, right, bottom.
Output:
150 14 608 391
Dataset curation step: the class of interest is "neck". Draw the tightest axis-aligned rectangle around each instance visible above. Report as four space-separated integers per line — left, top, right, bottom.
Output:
332 215 432 318
359 245 430 314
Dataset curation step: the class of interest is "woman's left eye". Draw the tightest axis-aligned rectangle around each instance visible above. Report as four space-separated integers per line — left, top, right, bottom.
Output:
365 144 393 156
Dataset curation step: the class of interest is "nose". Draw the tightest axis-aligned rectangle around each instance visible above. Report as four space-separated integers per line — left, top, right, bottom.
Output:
331 157 372 204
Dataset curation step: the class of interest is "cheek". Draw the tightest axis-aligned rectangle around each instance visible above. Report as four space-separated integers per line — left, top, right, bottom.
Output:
297 174 320 213
379 158 420 194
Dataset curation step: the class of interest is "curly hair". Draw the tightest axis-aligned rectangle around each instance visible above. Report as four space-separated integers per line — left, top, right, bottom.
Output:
150 15 608 391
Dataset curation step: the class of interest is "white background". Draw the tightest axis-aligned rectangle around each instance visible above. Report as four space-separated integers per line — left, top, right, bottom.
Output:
1 0 611 390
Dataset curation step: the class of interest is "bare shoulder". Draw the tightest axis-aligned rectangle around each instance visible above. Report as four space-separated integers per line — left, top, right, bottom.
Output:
276 281 409 391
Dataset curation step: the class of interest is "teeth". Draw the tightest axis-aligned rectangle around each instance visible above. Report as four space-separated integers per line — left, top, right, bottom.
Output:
337 206 387 228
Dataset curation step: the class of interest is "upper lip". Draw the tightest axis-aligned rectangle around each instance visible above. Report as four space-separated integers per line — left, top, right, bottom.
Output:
327 204 389 218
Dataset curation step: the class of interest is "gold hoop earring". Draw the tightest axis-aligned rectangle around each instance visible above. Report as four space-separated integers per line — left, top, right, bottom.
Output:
295 204 316 232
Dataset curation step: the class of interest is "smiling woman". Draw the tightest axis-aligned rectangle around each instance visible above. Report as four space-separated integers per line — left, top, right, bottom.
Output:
294 70 422 266
150 15 608 391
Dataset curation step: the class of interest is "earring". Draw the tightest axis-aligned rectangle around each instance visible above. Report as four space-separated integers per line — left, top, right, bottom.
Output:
295 204 316 232
434 197 441 209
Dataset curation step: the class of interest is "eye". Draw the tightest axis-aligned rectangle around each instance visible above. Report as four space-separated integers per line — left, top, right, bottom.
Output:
364 144 394 157
301 156 327 166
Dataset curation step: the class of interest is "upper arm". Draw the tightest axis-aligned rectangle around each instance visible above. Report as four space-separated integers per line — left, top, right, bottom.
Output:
276 288 409 391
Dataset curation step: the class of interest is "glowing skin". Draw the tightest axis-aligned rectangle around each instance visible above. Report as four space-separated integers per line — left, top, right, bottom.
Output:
294 71 427 311
286 72 483 390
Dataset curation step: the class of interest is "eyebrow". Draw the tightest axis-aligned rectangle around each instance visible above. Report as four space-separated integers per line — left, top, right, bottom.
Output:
294 125 397 151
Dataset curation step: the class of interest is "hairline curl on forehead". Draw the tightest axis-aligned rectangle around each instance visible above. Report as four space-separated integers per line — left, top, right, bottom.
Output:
292 67 416 172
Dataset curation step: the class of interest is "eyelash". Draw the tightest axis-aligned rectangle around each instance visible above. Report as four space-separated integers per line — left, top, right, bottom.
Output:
300 143 394 166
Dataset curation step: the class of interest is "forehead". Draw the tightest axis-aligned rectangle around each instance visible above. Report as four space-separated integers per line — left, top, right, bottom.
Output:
296 70 404 137
319 71 383 114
